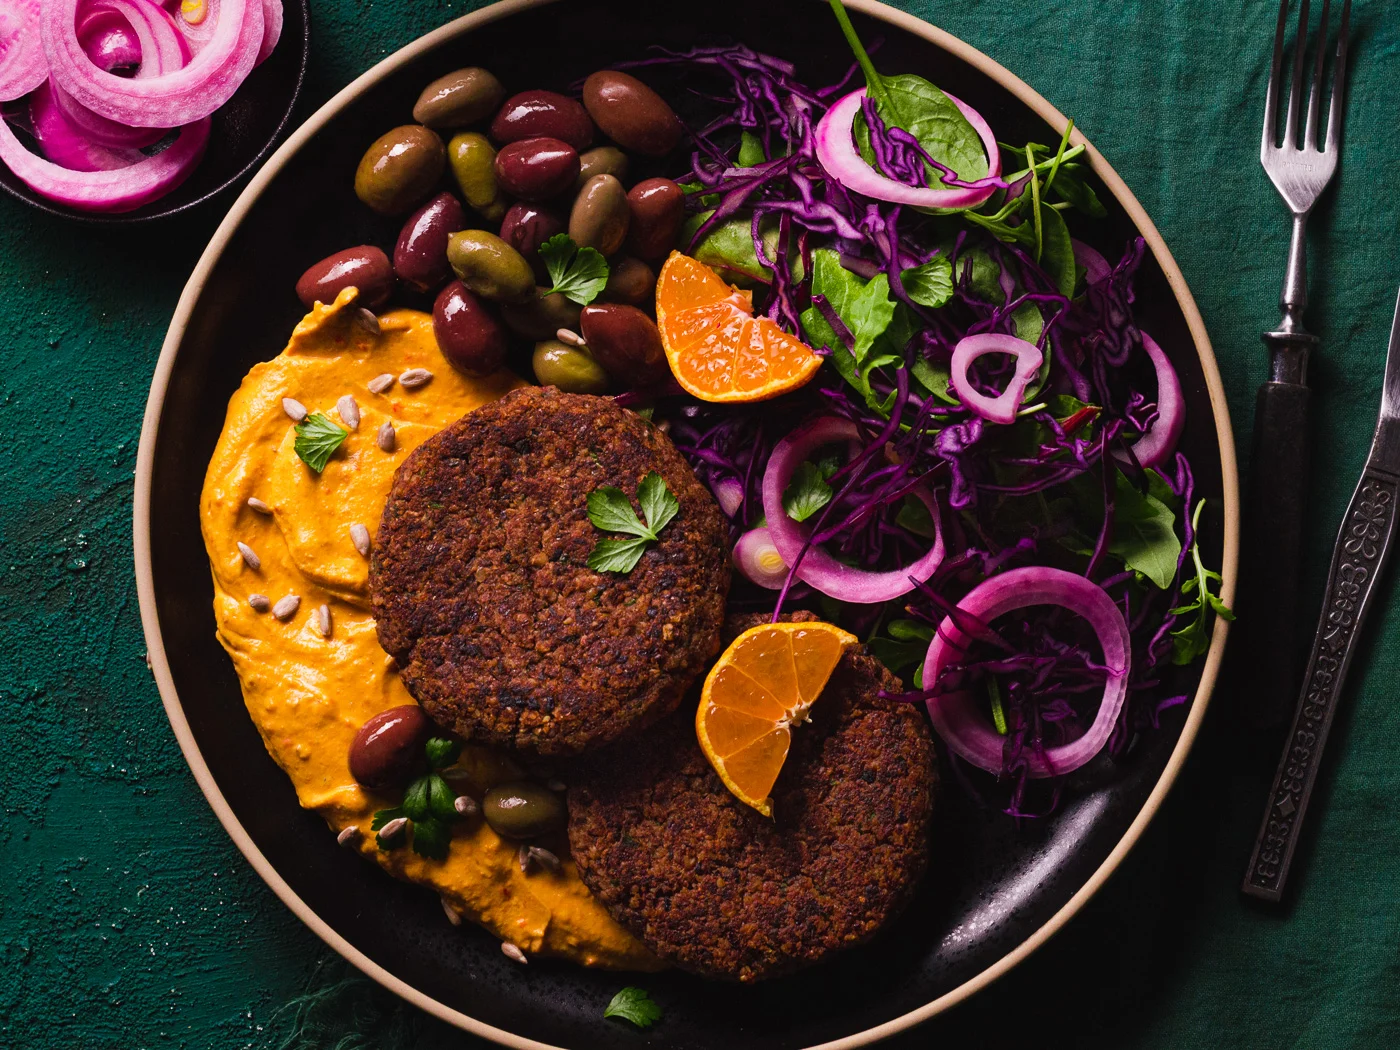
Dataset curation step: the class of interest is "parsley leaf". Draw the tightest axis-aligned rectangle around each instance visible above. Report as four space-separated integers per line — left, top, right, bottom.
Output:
402 777 431 821
638 472 680 537
426 773 458 821
605 987 662 1029
901 256 954 308
1168 500 1235 665
425 736 461 770
1108 470 1181 590
586 473 680 574
587 537 653 574
411 817 450 861
293 412 347 473
371 806 405 850
587 488 657 540
783 461 834 523
539 233 609 305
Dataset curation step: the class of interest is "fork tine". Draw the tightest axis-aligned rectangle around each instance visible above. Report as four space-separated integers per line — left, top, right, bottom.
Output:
1283 0 1310 148
1325 0 1351 153
1303 0 1331 149
1263 0 1290 153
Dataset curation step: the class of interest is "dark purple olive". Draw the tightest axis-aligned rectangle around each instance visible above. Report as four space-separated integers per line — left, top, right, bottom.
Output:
490 89 594 150
295 246 393 310
500 286 582 341
393 193 466 293
349 705 431 789
579 303 668 386
493 137 580 202
434 280 507 376
600 256 656 306
500 202 564 283
582 71 682 156
626 178 686 261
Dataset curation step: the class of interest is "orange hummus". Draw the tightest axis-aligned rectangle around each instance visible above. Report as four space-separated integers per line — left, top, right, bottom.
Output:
199 288 660 970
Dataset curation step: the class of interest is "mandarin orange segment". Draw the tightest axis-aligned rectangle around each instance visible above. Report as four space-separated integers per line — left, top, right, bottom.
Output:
695 621 858 817
656 251 823 404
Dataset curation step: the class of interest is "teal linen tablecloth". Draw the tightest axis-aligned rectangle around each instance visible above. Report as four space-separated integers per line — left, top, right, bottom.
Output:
4 1 1399 1046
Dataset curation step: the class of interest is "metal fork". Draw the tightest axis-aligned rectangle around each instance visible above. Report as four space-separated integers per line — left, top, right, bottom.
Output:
1238 0 1351 728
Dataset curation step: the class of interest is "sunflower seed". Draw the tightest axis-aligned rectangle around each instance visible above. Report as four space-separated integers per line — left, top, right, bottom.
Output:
355 308 381 336
527 846 561 873
248 593 271 612
517 844 532 873
399 368 433 390
246 496 272 515
453 795 479 817
236 542 261 571
350 523 371 557
501 942 528 965
378 816 409 842
336 826 360 847
367 373 395 394
272 594 300 621
315 604 332 638
376 421 397 453
440 896 462 926
336 395 360 430
555 328 585 347
282 397 308 422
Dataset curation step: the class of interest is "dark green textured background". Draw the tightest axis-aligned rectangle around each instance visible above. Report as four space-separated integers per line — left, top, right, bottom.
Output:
3 1 1398 1046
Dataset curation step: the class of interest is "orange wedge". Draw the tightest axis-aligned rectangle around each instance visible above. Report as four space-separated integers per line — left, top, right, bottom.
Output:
696 621 857 817
656 251 823 403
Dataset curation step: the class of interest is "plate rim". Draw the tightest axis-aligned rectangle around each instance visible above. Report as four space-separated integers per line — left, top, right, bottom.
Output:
132 1 1240 1046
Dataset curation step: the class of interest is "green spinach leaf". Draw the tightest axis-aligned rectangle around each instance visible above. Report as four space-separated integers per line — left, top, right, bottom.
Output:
901 256 954 308
1108 470 1182 590
737 130 766 167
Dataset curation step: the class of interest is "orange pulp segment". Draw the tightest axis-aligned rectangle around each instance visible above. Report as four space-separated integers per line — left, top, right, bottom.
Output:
695 621 857 817
656 252 823 403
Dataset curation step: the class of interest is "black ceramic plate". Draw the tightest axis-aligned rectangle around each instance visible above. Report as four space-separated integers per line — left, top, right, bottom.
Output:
0 0 309 224
135 1 1239 1046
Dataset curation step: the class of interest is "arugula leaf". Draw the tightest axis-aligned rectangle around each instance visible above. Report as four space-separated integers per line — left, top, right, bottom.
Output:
987 674 1009 735
1046 160 1106 217
737 130 766 167
638 471 680 537
586 473 680 573
604 987 662 1029
1168 500 1235 664
411 817 450 861
293 412 347 473
869 619 934 675
902 256 954 308
1108 470 1182 590
425 736 461 770
783 461 834 522
539 233 609 305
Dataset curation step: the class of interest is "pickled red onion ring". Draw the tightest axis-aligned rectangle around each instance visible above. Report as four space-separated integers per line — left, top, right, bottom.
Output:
949 333 1044 425
29 79 142 171
0 0 45 102
1114 332 1184 470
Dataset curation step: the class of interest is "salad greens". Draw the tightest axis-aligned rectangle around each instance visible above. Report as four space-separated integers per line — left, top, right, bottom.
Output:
1170 500 1235 664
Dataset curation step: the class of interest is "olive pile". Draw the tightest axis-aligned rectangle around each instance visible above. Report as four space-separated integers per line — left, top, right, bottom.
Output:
296 65 688 393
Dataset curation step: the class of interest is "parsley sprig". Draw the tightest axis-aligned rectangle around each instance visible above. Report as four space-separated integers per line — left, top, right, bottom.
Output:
372 735 465 861
1167 500 1234 665
604 986 662 1029
586 472 680 574
294 411 348 473
540 233 609 305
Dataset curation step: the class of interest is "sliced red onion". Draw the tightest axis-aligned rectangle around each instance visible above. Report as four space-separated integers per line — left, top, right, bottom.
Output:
0 109 208 211
1113 332 1184 470
0 0 46 102
815 88 1001 211
922 566 1131 778
949 333 1044 425
77 7 141 70
761 416 945 604
1071 239 1111 286
256 0 282 66
710 475 744 518
30 79 142 171
733 527 789 590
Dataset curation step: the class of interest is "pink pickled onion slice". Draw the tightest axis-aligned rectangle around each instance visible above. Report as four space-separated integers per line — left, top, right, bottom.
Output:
0 0 45 102
815 88 1001 210
256 0 282 66
710 475 744 518
922 566 1131 778
1071 238 1111 286
30 79 143 171
51 78 167 148
733 527 789 590
0 110 209 211
762 415 945 604
43 0 262 127
77 7 141 70
949 333 1044 425
1113 332 1184 470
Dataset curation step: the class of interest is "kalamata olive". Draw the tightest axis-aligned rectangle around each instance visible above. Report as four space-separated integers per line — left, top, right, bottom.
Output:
568 174 630 256
579 303 668 386
626 178 686 261
600 256 656 307
576 145 629 189
434 280 507 376
393 193 466 293
447 132 506 222
500 286 582 340
446 230 536 303
348 705 432 789
532 339 611 394
412 67 505 129
482 781 566 839
493 137 579 202
499 202 564 283
582 71 683 156
296 246 393 310
354 125 446 215
490 89 594 150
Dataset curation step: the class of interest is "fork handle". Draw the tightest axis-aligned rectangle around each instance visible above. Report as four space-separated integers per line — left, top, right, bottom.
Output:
1238 375 1312 728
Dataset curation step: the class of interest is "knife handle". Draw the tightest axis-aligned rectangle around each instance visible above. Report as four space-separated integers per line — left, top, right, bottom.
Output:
1242 467 1400 901
1238 380 1312 727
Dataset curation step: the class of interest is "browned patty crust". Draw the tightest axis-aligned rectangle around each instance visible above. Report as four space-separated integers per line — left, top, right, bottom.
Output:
567 646 937 981
371 387 730 756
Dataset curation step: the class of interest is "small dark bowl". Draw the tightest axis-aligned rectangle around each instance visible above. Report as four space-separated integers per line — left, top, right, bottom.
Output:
0 0 309 225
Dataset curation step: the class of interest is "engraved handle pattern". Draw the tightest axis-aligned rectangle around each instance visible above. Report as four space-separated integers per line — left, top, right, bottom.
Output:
1243 472 1399 901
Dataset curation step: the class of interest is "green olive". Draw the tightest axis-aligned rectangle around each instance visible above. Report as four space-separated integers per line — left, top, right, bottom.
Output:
482 781 566 840
446 230 536 303
576 145 629 190
447 132 507 221
354 125 446 216
532 340 610 394
412 67 505 130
